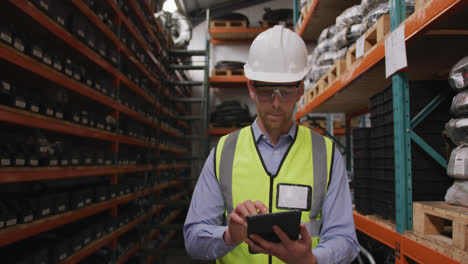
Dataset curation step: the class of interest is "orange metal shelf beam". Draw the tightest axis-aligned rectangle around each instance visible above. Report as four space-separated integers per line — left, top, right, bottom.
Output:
209 76 248 88
354 211 462 264
0 164 154 185
0 105 155 148
70 0 160 91
354 211 399 249
209 27 292 44
116 243 141 264
297 0 319 38
9 0 156 107
311 128 346 135
0 105 115 141
296 0 468 119
209 27 269 37
208 127 238 136
116 104 158 128
160 125 182 137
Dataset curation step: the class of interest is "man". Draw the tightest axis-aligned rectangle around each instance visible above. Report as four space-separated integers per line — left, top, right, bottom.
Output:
184 25 359 264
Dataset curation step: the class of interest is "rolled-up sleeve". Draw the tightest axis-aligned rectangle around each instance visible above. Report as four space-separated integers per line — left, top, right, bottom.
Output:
312 148 360 264
184 149 237 259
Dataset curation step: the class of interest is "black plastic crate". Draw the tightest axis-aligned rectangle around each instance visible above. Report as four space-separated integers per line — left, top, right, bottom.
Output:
0 25 13 46
40 234 70 263
12 34 25 53
370 115 384 127
50 1 69 28
18 198 35 224
30 0 52 13
353 149 371 159
369 90 384 110
69 190 85 210
70 14 88 40
353 127 371 140
1 201 18 228
371 147 385 158
35 194 53 219
82 188 94 206
53 192 69 214
94 185 109 202
370 158 386 169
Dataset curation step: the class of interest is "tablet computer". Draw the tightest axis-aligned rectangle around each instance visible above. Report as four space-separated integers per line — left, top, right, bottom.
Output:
246 210 301 254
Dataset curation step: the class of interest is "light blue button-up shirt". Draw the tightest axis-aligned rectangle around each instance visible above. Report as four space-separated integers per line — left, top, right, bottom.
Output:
184 120 359 263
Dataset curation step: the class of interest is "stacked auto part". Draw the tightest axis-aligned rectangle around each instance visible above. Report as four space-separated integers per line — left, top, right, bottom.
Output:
445 57 468 207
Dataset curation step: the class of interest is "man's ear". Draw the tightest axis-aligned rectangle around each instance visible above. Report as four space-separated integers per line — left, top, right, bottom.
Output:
296 81 304 102
247 80 256 100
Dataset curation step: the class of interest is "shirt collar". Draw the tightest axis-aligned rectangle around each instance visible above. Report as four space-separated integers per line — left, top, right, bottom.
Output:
252 118 297 142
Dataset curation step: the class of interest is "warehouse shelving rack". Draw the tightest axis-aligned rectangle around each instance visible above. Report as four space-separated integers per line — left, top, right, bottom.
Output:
294 0 468 263
0 0 194 263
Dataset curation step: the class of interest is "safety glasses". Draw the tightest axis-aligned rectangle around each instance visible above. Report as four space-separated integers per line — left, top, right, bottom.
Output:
253 81 300 102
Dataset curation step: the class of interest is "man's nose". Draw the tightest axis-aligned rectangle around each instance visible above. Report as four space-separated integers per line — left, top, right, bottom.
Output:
272 92 281 108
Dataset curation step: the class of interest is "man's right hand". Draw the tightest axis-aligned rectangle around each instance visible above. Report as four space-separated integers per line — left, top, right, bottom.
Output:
224 200 268 246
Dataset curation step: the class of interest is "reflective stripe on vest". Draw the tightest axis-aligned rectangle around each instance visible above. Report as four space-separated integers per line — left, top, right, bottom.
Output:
215 126 333 264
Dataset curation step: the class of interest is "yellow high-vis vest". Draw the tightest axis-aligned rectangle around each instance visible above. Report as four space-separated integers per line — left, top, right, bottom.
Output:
215 125 334 264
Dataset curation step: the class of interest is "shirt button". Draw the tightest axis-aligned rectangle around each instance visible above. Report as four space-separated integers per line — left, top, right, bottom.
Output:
263 136 267 140
274 150 278 154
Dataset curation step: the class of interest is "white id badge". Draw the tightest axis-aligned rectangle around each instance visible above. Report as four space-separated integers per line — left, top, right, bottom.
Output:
276 183 311 211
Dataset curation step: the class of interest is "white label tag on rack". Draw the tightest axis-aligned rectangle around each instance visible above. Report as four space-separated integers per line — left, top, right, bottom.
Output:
43 57 51 65
54 63 62 71
42 208 50 216
454 152 466 176
356 35 365 59
33 49 43 58
1 33 12 43
385 25 407 78
15 100 26 108
14 42 24 52
6 218 17 227
57 17 65 26
40 1 49 10
24 215 33 223
2 81 10 91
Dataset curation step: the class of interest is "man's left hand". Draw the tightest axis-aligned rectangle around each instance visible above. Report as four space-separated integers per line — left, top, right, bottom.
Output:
245 223 317 264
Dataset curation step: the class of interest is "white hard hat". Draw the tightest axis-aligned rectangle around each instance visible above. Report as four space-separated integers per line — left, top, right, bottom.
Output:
244 25 309 83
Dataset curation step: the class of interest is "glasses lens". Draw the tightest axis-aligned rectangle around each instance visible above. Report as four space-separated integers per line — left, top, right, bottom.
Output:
255 87 297 102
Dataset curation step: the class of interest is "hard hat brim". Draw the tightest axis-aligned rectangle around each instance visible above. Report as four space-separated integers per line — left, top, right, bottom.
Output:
244 64 308 83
